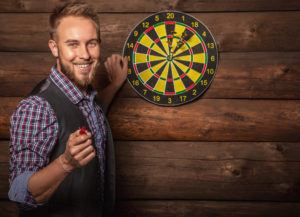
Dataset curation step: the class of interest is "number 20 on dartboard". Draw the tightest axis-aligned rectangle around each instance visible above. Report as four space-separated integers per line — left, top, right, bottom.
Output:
123 11 218 106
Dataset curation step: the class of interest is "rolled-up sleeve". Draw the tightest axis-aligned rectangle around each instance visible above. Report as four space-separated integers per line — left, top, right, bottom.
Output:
8 96 58 207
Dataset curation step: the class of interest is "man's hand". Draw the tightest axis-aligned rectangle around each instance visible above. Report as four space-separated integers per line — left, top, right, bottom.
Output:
61 129 96 172
104 54 128 88
99 54 128 109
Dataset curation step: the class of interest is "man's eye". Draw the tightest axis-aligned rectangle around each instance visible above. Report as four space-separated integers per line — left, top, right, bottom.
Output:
68 43 78 48
88 42 98 47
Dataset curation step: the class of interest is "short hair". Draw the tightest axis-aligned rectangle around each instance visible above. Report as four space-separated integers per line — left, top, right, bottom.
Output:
49 1 100 41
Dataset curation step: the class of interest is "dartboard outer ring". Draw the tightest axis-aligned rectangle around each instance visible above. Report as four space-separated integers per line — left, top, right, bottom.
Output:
123 11 218 106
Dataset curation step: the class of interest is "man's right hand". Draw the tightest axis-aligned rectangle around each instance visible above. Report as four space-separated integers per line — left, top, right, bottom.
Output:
28 129 96 202
60 129 96 172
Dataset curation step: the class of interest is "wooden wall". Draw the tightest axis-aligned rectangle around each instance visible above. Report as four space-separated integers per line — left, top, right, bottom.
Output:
0 0 300 216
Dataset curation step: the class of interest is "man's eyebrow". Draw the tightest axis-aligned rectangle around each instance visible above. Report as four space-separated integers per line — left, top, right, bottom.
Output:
87 38 100 42
64 39 79 44
64 39 99 43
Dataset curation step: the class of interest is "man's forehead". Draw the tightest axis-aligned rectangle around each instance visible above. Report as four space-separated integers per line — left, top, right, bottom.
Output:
56 16 98 40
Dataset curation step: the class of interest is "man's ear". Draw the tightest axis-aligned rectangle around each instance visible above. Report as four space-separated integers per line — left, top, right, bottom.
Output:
49 39 58 57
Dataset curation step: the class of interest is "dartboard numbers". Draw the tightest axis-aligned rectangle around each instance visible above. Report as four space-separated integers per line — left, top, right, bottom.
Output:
123 11 218 106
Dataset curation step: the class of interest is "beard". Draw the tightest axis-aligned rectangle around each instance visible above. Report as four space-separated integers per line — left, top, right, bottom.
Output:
58 52 99 92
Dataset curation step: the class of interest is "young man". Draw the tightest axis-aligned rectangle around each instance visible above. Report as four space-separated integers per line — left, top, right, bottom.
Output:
8 1 127 217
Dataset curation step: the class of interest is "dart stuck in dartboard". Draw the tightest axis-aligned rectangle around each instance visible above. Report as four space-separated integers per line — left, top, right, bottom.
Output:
123 11 218 106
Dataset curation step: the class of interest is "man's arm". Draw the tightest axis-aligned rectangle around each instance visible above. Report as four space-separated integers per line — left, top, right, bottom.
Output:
9 96 96 205
99 54 128 108
28 130 95 203
9 96 59 206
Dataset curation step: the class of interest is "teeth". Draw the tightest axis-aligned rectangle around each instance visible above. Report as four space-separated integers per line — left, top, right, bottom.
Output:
77 64 89 68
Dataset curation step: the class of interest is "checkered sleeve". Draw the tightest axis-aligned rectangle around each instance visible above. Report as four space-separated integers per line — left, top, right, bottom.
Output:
8 95 58 207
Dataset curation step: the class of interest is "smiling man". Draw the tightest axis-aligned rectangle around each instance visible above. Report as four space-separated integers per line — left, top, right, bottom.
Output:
8 1 127 217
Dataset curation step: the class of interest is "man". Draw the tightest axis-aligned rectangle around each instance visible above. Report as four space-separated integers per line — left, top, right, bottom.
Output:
8 1 127 217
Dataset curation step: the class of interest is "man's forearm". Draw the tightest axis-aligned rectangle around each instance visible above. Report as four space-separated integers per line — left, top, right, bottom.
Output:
99 82 123 109
27 154 71 203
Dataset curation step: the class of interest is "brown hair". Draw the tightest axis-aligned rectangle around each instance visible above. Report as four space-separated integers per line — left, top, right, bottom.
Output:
49 1 100 41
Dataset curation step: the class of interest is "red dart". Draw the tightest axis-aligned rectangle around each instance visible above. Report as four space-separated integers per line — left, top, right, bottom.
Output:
79 126 86 135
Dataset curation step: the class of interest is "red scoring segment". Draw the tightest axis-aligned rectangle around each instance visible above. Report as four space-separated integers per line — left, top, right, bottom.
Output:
79 126 86 135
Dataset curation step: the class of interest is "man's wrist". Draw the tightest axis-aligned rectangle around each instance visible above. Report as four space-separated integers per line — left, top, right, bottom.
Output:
110 80 124 89
59 154 74 173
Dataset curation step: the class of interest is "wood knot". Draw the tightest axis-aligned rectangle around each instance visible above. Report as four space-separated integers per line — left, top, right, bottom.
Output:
17 1 25 9
232 169 241 176
224 112 246 122
281 67 290 74
250 27 256 33
276 144 284 152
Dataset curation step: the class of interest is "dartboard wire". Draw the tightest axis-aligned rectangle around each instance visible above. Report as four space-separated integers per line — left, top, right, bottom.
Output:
138 25 169 57
133 57 168 91
172 59 197 86
154 23 170 56
172 56 196 94
123 10 219 106
132 44 165 79
153 22 169 55
133 27 169 85
170 62 187 94
131 20 208 91
152 61 169 95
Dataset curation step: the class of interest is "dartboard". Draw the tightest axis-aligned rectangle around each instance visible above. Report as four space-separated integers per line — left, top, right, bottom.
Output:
123 11 218 106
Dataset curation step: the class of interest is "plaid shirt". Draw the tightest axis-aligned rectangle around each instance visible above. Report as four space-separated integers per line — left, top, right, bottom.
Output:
9 65 107 207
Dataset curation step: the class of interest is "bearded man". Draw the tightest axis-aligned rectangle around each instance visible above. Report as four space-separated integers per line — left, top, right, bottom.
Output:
8 1 127 217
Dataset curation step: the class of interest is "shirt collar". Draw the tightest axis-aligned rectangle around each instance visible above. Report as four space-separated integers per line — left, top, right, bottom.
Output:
49 65 97 104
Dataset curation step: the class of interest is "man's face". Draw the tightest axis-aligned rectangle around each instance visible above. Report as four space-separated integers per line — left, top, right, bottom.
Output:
52 16 100 91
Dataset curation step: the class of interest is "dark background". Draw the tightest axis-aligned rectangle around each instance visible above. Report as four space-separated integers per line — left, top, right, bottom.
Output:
0 0 300 216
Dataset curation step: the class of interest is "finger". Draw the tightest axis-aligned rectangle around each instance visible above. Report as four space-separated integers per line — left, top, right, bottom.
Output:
104 61 109 72
74 129 92 141
107 57 113 72
79 151 96 167
68 134 92 152
70 138 93 156
122 56 128 70
74 144 95 162
112 54 119 62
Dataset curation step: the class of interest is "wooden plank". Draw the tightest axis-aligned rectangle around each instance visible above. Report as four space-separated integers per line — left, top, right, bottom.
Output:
1 52 300 99
108 99 300 141
1 98 299 141
0 12 300 52
1 0 300 12
174 0 300 12
116 142 300 200
116 200 300 217
1 199 300 217
1 141 300 200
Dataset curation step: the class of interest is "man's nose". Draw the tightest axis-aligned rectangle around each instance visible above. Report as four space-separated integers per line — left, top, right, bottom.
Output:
78 45 90 59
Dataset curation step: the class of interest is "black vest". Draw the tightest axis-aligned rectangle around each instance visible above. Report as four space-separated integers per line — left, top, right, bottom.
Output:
19 78 115 217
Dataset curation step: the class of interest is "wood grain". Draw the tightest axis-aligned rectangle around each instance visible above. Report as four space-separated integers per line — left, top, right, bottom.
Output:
116 200 300 217
108 98 300 141
115 141 300 200
1 140 300 200
1 52 300 99
1 98 299 141
1 199 300 217
0 0 299 12
0 12 299 52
